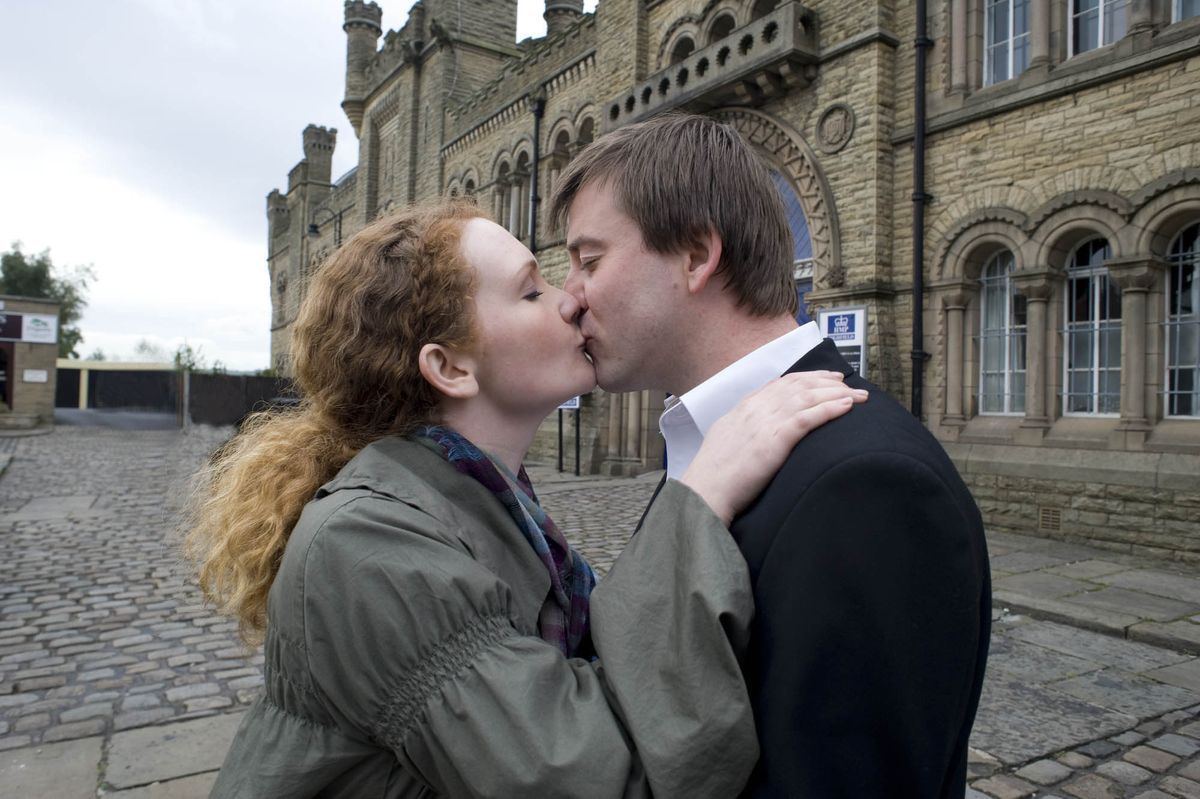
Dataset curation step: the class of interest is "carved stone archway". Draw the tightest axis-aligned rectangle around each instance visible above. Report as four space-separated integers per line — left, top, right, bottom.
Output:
711 107 843 288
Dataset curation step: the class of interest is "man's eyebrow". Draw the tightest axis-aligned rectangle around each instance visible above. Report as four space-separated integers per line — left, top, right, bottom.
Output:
566 235 605 253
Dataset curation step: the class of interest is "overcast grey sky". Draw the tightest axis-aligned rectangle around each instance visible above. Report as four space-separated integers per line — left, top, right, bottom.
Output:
0 1 594 370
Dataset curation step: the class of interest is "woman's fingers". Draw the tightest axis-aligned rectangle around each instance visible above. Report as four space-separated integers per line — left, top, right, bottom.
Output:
680 372 870 525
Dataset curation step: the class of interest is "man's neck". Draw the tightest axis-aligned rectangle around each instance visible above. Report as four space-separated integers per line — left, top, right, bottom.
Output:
669 313 800 397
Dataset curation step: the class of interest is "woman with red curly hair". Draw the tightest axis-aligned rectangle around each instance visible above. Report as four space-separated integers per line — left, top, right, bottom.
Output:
189 202 863 798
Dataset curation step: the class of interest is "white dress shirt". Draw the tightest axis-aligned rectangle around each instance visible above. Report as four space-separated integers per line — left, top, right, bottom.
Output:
659 321 826 480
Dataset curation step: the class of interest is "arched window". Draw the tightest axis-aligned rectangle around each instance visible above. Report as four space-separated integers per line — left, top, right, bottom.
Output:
512 151 531 240
578 117 595 147
978 251 1026 414
1064 238 1120 415
751 0 778 21
769 170 813 323
669 35 695 65
708 13 737 44
495 161 512 228
464 177 476 196
1167 221 1200 417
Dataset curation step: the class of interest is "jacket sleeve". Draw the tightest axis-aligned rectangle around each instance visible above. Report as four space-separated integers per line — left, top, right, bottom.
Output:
740 451 989 798
302 479 757 799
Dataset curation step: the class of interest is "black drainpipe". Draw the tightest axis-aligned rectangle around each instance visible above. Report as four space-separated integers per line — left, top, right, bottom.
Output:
911 0 932 417
530 92 546 252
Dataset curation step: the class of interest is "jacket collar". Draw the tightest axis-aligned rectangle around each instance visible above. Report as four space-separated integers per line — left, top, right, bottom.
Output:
319 437 553 632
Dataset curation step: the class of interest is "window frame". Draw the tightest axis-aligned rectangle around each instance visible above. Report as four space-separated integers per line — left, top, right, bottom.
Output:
1063 238 1122 417
1069 0 1131 57
977 251 1027 415
983 0 1032 86
1165 222 1200 418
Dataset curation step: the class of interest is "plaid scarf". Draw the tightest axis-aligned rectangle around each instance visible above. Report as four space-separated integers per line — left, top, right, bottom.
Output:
417 425 596 658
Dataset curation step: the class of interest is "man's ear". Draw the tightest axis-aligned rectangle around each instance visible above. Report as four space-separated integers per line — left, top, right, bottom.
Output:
417 343 479 400
683 229 723 295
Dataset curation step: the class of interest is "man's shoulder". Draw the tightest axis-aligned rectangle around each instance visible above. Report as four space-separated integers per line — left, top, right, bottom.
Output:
731 379 975 563
782 377 951 481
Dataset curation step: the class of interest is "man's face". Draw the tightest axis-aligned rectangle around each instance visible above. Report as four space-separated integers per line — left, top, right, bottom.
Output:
563 181 686 393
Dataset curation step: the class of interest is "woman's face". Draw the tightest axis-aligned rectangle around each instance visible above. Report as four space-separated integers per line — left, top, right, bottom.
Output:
459 217 597 417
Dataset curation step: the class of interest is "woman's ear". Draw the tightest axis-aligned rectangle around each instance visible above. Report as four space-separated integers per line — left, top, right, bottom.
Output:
418 343 479 400
684 228 723 295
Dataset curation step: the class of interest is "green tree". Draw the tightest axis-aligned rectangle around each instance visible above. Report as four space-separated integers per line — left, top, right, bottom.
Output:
132 338 169 362
0 243 94 358
86 348 107 361
173 341 207 371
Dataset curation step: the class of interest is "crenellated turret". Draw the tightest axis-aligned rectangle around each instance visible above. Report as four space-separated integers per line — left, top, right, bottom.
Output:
343 0 382 136
266 189 290 242
544 0 583 36
302 124 337 186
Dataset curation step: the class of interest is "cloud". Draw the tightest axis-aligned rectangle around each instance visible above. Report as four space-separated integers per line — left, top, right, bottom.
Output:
0 0 596 373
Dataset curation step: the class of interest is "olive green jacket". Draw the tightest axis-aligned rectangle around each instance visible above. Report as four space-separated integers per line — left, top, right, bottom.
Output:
211 437 756 798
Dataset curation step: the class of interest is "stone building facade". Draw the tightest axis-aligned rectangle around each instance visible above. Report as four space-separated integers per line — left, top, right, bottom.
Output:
267 0 1200 558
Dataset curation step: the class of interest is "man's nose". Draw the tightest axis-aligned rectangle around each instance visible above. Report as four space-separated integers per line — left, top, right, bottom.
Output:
558 287 583 324
563 267 587 312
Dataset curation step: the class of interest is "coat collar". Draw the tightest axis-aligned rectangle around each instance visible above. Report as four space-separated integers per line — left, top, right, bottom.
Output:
319 437 553 634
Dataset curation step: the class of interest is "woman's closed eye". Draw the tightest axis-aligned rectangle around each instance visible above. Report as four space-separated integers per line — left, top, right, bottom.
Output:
523 290 544 301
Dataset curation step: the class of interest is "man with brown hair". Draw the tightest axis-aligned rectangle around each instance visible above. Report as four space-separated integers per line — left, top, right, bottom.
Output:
551 113 991 797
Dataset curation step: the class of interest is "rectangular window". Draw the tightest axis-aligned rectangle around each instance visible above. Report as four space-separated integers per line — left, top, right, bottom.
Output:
1072 0 1129 55
1178 0 1200 21
985 0 1031 85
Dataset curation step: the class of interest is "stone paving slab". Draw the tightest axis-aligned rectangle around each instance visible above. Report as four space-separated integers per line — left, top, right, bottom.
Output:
1099 570 1200 607
0 734 101 798
1063 587 1200 624
1006 621 1191 673
105 712 244 790
970 676 1138 764
1051 670 1200 719
108 771 217 799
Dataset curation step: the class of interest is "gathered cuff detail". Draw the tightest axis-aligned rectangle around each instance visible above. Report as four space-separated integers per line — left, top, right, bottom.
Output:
376 613 516 749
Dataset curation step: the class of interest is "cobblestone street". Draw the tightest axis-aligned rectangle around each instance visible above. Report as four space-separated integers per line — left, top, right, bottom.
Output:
3 426 1200 797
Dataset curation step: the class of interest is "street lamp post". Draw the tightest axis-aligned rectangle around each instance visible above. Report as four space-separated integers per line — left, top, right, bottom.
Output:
307 207 344 246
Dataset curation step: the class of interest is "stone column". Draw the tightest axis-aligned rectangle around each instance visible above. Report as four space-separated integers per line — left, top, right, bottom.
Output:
1107 256 1166 431
606 390 622 459
624 390 643 463
942 291 970 423
951 0 968 94
1012 269 1057 429
1029 0 1051 71
1129 0 1155 35
509 180 522 234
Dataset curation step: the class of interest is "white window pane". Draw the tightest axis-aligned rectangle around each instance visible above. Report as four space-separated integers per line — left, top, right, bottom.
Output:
1075 8 1100 53
1070 329 1094 369
1100 325 1122 369
990 2 1010 42
1014 0 1030 33
1104 0 1129 43
1011 331 1027 371
1011 374 1027 412
1181 322 1200 364
1013 35 1031 74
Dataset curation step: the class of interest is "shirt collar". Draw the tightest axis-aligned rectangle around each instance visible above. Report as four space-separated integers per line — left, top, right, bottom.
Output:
677 322 825 436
